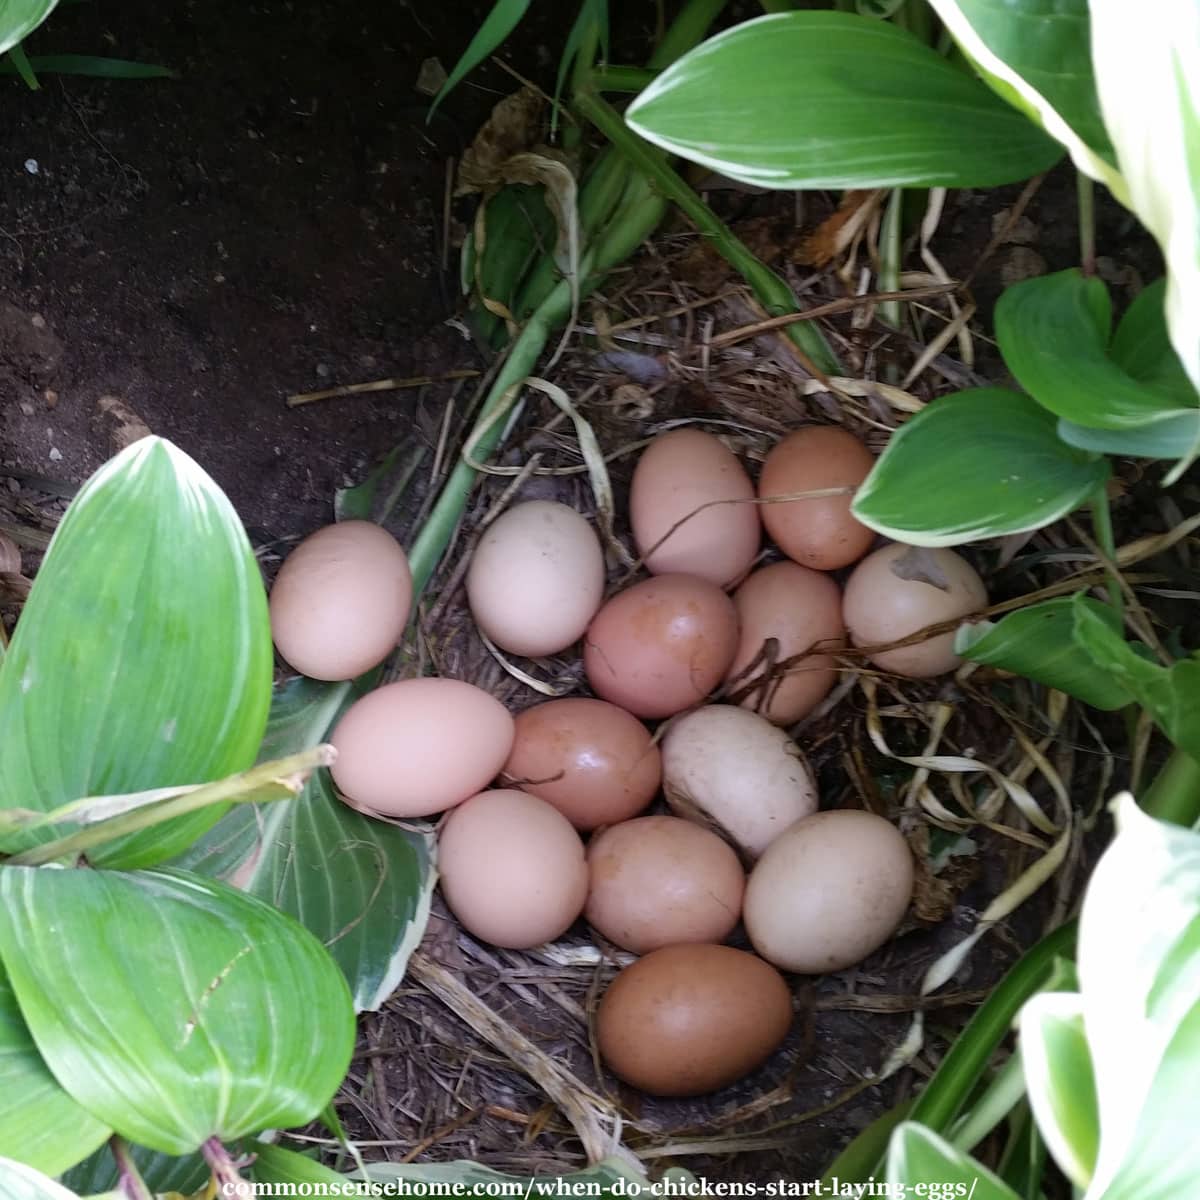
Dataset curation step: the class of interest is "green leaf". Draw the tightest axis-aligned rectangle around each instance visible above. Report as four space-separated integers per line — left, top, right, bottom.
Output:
0 866 355 1155
887 1123 1020 1199
1071 597 1200 762
0 54 175 78
554 0 609 113
1057 414 1200 460
429 0 530 116
624 12 1064 190
247 1142 346 1186
0 971 109 1176
851 389 1110 545
927 0 1117 182
174 677 436 1012
0 438 274 868
955 596 1134 710
333 444 424 524
0 1157 78 1200
995 269 1199 436
0 1 58 58
1110 278 1200 406
6 42 39 88
359 1158 696 1197
61 1144 207 1198
1018 992 1099 1190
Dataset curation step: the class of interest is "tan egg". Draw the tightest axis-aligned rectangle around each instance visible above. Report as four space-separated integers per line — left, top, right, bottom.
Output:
661 705 818 860
725 561 845 725
466 501 605 658
743 810 914 973
758 427 876 570
843 543 988 677
269 521 412 681
585 816 745 953
329 678 513 818
437 789 588 949
583 574 739 719
503 698 660 831
629 428 760 586
596 944 792 1097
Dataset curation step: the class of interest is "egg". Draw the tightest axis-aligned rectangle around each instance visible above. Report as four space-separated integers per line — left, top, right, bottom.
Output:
629 428 760 586
724 561 845 725
502 698 660 831
758 427 876 570
843 543 988 677
585 816 745 954
437 789 588 949
329 678 514 818
466 501 605 658
661 705 818 859
743 810 914 973
596 944 792 1097
269 520 413 681
583 574 739 719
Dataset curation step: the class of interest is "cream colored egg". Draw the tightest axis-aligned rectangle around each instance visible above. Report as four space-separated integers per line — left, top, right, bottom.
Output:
743 810 914 973
843 543 988 678
661 705 818 859
467 501 605 658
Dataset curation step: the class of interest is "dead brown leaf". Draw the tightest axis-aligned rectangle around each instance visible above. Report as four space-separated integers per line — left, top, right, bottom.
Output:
97 394 153 452
797 189 884 268
456 87 548 196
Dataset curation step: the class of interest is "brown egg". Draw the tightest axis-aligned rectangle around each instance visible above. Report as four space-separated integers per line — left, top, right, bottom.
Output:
629 428 760 586
583 574 739 719
758 427 876 570
843 543 988 677
743 810 914 973
269 520 413 681
586 816 745 953
330 678 514 818
596 945 792 1097
725 561 845 725
503 698 661 831
437 789 588 949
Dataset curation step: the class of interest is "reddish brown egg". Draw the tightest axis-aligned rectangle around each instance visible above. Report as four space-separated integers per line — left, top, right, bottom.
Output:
758 427 876 570
725 561 845 724
502 698 661 831
583 574 739 719
596 944 793 1097
585 816 745 953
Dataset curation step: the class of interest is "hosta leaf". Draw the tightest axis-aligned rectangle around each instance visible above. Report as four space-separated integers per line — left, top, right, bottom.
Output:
624 12 1063 190
174 677 436 1012
0 1157 78 1200
887 1123 1020 1199
0 866 354 1155
430 0 530 115
851 389 1110 546
0 1 58 57
1057 414 1200 460
1110 279 1200 406
248 1142 346 1186
0 972 108 1176
61 1143 206 1198
955 596 1133 710
0 438 273 868
995 269 1199 434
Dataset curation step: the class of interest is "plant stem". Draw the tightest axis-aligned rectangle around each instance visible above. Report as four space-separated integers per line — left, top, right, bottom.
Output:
879 187 904 331
1090 486 1122 619
898 0 934 42
574 86 842 374
591 65 657 93
1141 748 1200 826
111 1137 154 1200
1077 171 1096 276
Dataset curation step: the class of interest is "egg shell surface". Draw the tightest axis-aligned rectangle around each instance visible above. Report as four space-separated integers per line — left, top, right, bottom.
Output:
758 427 876 570
503 698 660 831
596 944 793 1097
743 809 914 973
583 574 739 719
269 520 413 681
629 428 760 587
330 678 514 818
437 789 588 949
585 816 745 953
466 501 605 658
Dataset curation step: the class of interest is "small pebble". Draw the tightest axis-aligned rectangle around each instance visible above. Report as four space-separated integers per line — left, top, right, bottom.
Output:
31 314 46 329
316 363 332 378
24 159 38 175
19 402 34 417
49 447 62 462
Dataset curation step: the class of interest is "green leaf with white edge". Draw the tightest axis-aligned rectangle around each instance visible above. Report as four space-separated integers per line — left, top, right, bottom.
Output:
61 1143 207 1198
886 1122 1020 1199
0 437 273 868
173 677 436 1012
0 866 354 1155
1018 992 1099 1190
0 972 109 1176
1110 278 1200 406
1073 796 1200 1198
1091 0 1200 467
926 0 1122 192
429 0 530 116
0 1 58 57
851 389 1110 546
624 13 1063 190
0 1157 79 1200
1071 597 1200 762
955 596 1133 711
